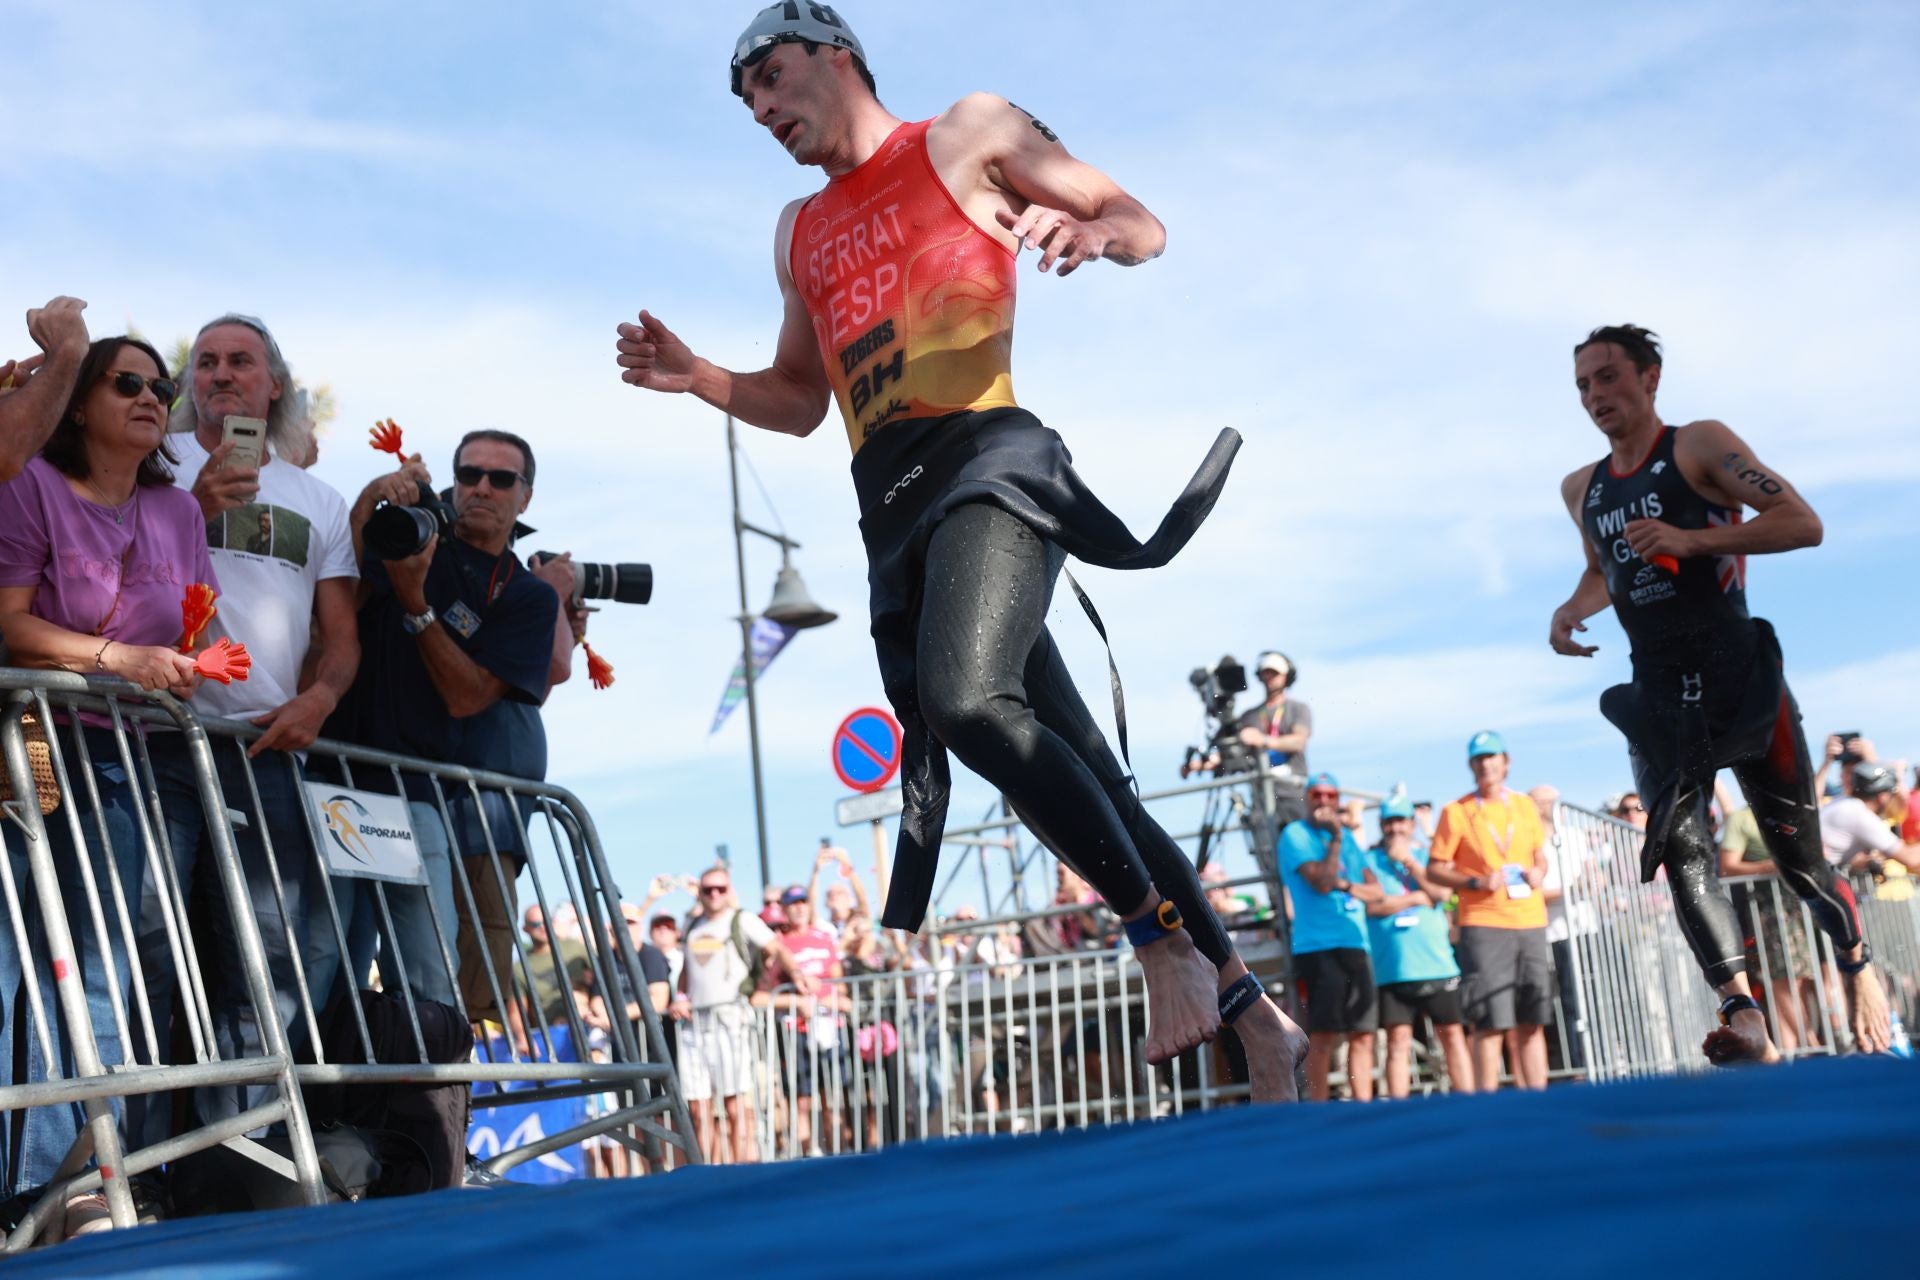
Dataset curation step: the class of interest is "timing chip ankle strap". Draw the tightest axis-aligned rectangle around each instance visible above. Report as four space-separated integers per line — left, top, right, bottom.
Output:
1218 973 1265 1025
1123 900 1184 950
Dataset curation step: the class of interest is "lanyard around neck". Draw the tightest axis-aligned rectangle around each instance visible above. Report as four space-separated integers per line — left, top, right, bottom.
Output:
1473 796 1515 862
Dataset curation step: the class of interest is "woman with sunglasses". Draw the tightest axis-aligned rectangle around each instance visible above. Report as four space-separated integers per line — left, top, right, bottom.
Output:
0 335 217 1234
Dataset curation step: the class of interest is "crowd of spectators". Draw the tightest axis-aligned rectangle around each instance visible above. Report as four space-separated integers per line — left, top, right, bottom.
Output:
0 299 598 1238
2 299 1915 1231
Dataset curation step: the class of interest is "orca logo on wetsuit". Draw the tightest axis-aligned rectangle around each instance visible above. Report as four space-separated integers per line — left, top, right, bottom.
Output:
883 464 925 505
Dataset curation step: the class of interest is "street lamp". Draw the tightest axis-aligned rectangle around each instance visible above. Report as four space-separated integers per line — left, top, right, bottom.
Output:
727 414 837 892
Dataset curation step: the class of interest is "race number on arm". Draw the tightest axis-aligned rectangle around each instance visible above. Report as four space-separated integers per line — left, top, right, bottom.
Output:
1636 420 1823 559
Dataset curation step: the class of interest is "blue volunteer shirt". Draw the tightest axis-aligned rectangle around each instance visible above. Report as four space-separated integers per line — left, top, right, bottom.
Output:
1361 844 1460 985
1279 819 1370 955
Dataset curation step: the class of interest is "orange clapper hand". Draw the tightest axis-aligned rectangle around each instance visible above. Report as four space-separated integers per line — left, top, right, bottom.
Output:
369 418 406 459
178 583 218 653
584 642 615 691
193 638 252 685
1651 555 1680 575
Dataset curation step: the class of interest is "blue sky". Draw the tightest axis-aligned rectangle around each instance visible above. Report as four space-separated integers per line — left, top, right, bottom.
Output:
8 2 1917 914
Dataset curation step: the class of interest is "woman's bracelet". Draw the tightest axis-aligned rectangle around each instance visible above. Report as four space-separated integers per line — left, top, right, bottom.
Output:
93 638 113 672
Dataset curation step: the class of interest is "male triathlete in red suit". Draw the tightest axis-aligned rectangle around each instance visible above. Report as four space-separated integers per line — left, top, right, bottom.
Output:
616 5 1308 1099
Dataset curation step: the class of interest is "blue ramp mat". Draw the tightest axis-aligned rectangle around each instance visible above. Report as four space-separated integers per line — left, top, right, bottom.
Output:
18 1056 1913 1279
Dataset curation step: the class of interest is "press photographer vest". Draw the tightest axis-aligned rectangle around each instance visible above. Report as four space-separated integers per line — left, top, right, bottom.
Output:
790 118 1019 454
1580 425 1749 661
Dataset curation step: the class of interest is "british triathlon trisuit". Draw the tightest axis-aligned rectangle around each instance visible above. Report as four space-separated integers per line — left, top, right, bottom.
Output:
1580 425 1860 984
790 118 1018 452
788 118 1242 949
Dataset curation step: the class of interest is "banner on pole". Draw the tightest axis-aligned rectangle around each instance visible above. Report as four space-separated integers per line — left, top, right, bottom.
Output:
709 616 798 733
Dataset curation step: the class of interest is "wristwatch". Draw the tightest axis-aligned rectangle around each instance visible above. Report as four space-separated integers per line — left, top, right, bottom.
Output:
1466 875 1485 892
401 605 438 636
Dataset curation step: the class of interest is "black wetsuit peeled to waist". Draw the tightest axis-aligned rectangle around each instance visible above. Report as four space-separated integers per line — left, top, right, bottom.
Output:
855 406 1241 968
1581 427 1861 984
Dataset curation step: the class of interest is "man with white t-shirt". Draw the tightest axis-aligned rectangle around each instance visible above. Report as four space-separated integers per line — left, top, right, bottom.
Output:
135 314 360 1140
1822 763 1920 876
669 867 812 1163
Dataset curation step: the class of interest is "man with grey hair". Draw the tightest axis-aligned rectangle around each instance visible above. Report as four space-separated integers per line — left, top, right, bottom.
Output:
134 314 359 1142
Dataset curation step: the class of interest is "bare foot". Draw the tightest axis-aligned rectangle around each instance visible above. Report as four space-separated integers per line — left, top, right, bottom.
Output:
1233 995 1311 1102
1702 1008 1781 1066
1843 962 1893 1055
1135 929 1220 1064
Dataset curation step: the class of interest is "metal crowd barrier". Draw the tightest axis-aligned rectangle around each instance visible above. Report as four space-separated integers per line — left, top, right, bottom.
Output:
0 668 697 1249
740 934 1302 1160
1 674 322 1248
1543 801 1916 1079
729 798 1920 1157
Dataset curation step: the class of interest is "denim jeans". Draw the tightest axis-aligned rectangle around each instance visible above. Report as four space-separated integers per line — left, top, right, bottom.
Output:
1 726 143 1196
131 738 311 1143
303 801 458 1015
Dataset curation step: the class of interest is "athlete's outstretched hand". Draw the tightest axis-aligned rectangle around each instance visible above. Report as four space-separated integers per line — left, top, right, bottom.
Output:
996 205 1110 276
615 310 699 393
1549 604 1598 657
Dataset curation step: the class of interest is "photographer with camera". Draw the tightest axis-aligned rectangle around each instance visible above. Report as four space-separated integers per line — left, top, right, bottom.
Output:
322 429 559 1028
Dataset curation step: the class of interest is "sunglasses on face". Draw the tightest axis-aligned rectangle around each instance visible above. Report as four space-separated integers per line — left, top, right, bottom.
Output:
454 465 526 490
1307 790 1340 802
104 370 179 402
699 885 728 896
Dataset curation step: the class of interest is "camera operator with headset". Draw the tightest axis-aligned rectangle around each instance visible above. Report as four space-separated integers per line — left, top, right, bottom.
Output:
323 429 561 1040
1183 650 1313 825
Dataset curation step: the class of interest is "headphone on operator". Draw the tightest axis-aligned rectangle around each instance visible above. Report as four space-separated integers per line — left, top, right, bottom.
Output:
1258 650 1299 690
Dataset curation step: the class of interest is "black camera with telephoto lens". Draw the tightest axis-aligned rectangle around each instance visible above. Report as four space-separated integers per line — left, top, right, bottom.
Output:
364 481 455 561
531 552 653 607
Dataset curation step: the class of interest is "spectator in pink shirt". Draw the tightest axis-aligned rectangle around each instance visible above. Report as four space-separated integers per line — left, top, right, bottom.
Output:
766 886 849 1154
0 336 216 1230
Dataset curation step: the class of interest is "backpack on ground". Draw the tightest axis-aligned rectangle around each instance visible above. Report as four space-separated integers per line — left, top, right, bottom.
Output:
306 987 475 1196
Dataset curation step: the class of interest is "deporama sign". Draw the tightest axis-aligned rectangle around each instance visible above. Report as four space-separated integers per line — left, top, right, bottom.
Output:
302 782 427 885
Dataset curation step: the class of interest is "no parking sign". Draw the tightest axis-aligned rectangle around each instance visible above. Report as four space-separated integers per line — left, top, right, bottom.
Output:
831 707 901 794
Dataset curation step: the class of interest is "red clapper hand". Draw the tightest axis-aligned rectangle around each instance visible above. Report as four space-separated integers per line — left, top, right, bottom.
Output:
193 638 252 685
178 583 218 653
1651 555 1680 575
584 642 615 691
369 418 406 459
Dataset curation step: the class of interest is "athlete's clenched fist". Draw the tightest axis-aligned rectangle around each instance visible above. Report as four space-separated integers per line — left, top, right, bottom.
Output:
615 310 699 394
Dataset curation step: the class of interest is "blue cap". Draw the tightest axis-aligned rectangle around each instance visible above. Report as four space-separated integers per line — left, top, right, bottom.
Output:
1305 771 1340 793
1380 796 1414 820
1467 730 1508 761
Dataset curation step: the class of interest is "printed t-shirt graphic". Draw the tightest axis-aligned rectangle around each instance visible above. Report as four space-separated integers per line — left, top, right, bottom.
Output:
209 501 314 567
790 118 1018 452
683 909 775 1010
